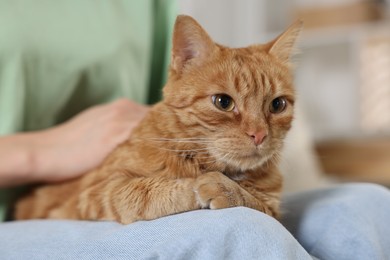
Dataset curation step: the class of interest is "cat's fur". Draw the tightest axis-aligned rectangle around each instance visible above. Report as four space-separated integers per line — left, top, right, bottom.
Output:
15 15 302 224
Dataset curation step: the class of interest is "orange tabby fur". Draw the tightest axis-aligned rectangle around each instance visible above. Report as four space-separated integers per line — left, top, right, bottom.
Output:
15 15 302 224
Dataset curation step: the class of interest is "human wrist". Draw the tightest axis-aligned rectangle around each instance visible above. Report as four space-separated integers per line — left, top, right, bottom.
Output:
16 132 49 184
25 130 58 183
0 133 41 187
10 131 54 185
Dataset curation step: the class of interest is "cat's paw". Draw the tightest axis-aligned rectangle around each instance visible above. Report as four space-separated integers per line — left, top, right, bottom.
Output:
194 171 244 209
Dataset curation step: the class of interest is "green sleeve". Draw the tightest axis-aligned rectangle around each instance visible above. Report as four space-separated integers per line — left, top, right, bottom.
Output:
147 0 177 104
0 0 177 221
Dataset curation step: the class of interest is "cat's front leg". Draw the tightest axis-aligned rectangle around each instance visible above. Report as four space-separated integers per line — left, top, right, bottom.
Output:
194 172 279 217
74 175 202 224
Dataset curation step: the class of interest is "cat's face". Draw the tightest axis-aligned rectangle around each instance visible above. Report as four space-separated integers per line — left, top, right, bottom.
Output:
163 16 301 171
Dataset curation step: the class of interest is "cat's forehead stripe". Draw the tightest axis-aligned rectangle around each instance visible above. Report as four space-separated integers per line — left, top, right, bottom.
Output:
231 57 275 98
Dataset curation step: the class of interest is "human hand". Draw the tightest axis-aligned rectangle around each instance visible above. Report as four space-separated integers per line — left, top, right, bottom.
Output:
32 99 149 183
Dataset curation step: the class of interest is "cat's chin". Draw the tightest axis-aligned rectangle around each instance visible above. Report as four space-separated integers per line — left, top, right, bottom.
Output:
218 152 274 172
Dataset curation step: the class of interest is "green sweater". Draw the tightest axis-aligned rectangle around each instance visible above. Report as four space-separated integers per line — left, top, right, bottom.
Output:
0 0 176 221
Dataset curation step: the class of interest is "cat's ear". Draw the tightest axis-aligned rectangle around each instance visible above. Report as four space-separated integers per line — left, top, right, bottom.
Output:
170 15 217 75
267 20 303 65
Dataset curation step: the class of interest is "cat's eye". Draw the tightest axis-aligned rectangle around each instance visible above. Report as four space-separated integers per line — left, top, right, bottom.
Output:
212 94 235 112
270 97 287 114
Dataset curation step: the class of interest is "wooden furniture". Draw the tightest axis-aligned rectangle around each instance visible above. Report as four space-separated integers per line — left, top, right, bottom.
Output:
315 138 390 185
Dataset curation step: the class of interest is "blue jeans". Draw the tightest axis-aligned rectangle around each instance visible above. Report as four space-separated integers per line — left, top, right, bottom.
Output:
1 183 389 260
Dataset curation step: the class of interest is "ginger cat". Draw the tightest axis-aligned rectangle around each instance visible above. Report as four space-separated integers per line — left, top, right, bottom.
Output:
15 15 302 224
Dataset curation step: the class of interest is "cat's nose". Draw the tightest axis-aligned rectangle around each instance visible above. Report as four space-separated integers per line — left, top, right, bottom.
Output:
247 130 267 146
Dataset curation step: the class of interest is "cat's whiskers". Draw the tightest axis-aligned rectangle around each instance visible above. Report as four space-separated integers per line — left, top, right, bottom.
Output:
147 137 214 140
135 141 213 158
149 110 178 116
140 138 215 144
134 131 280 168
132 137 215 144
155 147 211 153
131 136 219 157
178 153 213 159
201 148 233 165
200 142 249 165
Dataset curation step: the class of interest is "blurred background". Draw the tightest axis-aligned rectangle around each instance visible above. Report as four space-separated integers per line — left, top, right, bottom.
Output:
179 0 390 191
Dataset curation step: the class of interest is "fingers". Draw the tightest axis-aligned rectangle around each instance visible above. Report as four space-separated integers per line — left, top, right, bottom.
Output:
33 98 149 183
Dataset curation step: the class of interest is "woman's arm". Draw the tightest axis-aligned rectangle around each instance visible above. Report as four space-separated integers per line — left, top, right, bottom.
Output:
0 133 37 187
0 99 148 188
